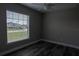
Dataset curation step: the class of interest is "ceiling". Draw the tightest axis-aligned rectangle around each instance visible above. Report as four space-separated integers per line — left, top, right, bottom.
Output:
21 3 79 13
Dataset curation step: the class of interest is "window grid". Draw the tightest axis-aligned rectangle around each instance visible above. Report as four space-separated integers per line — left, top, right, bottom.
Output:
6 10 29 43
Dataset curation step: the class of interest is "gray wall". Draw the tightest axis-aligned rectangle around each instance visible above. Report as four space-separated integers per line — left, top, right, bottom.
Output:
43 7 79 48
0 3 42 53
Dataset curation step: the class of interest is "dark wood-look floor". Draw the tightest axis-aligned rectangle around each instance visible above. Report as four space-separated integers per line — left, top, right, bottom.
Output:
5 41 79 56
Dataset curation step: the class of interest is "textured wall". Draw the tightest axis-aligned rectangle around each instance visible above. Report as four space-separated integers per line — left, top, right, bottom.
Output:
43 7 79 48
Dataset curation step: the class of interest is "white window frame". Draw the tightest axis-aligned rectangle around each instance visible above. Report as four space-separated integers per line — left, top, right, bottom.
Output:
6 10 29 43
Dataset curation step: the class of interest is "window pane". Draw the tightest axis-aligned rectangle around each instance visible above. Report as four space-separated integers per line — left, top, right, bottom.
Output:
24 15 28 20
18 14 24 20
7 11 13 18
6 10 29 43
13 12 19 19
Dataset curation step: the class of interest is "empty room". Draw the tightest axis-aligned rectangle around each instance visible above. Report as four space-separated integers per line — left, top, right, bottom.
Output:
1 3 79 56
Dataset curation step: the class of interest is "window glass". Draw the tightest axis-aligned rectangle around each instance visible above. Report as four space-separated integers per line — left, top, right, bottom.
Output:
6 10 29 43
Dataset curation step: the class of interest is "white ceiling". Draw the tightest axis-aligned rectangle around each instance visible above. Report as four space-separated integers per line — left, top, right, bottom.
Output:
21 3 47 12
21 3 79 12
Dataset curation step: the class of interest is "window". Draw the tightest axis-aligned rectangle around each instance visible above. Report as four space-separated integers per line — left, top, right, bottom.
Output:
6 10 29 43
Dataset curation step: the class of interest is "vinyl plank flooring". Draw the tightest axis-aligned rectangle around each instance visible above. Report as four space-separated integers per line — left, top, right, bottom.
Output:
50 46 66 56
5 41 79 56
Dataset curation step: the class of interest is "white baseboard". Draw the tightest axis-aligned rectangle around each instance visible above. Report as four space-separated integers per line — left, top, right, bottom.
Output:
42 39 79 49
